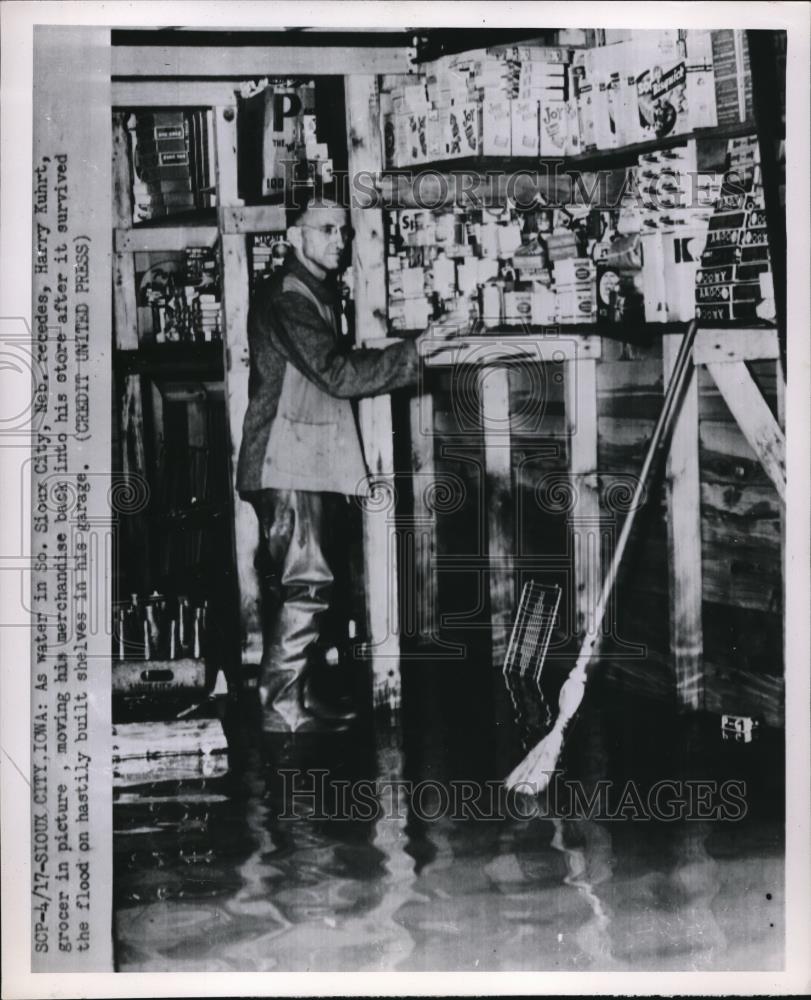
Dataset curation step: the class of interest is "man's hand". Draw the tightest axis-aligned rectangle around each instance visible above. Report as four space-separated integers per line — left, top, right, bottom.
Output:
415 305 472 359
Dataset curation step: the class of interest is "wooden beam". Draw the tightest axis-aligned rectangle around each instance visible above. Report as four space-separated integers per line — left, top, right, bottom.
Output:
479 366 514 662
408 391 438 641
111 114 138 350
706 360 786 501
693 327 779 365
345 74 401 711
113 80 240 108
115 226 218 252
219 232 262 671
213 106 240 205
663 333 704 711
425 334 602 367
112 112 133 225
219 204 286 234
213 101 263 673
565 358 600 639
112 45 413 78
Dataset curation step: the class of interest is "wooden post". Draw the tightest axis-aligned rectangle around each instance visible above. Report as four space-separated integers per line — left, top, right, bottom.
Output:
479 366 514 663
565 357 600 640
663 334 704 710
345 75 401 709
112 111 149 592
706 360 786 501
409 391 438 641
112 113 137 350
215 106 262 670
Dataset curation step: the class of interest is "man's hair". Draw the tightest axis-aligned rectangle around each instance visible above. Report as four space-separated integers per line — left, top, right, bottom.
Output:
285 188 345 232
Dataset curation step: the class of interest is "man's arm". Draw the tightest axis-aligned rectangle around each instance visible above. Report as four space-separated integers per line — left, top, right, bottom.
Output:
260 289 420 399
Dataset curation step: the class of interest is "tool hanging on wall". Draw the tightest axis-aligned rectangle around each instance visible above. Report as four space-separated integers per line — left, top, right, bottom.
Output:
505 320 700 793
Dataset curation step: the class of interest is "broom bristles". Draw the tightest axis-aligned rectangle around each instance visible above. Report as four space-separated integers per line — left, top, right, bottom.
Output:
505 725 564 793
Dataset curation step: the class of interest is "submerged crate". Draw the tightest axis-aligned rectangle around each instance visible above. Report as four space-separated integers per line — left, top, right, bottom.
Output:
112 718 228 787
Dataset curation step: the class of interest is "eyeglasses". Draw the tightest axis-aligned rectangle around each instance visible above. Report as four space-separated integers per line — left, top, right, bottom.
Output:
300 223 355 241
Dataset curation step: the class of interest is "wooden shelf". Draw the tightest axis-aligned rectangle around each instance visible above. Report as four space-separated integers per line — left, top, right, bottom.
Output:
381 122 757 179
418 324 778 367
565 121 757 170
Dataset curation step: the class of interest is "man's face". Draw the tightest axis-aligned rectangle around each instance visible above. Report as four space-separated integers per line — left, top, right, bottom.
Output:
293 205 350 277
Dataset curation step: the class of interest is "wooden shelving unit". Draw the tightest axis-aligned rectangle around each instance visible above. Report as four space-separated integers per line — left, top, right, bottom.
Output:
108 30 787 725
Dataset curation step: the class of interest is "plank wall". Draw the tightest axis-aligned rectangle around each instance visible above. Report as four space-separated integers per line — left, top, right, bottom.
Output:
410 342 784 728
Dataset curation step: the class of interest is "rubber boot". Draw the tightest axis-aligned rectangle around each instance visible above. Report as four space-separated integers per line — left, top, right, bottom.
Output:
255 489 358 734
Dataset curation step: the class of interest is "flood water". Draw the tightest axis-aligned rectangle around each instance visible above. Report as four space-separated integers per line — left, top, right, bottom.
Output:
113 652 785 972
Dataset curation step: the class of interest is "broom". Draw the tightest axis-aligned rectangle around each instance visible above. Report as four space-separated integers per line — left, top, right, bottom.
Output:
505 321 700 793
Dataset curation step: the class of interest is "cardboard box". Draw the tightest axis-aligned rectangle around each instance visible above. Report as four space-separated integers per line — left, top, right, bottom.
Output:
539 102 568 156
481 96 512 155
502 289 534 326
577 85 597 150
563 99 582 156
710 29 753 126
511 99 539 155
441 103 479 158
391 82 429 115
553 258 595 283
532 284 557 324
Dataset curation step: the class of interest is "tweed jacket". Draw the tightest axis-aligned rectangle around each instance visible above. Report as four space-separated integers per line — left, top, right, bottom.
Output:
237 255 419 495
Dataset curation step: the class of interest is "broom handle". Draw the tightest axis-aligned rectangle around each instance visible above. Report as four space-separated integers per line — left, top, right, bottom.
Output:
558 321 700 716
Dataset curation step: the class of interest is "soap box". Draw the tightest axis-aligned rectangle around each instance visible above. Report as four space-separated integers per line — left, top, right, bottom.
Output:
539 102 568 156
553 258 595 283
511 100 540 155
481 95 512 155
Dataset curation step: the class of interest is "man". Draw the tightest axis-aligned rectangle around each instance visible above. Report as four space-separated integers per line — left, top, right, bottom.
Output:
237 197 452 733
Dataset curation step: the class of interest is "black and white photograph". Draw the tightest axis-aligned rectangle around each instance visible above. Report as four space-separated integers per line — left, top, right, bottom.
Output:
1 3 809 996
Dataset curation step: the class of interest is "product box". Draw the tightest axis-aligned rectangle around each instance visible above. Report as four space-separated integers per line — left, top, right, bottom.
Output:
685 67 718 130
426 109 443 160
389 296 431 330
563 99 582 156
612 73 641 146
441 103 480 158
539 102 568 156
511 100 540 156
502 289 534 326
382 113 399 168
391 81 430 115
389 266 426 299
481 95 512 155
456 259 479 296
695 301 758 322
576 84 597 151
545 231 580 261
711 29 753 126
506 45 571 65
514 251 548 280
479 282 503 327
591 77 620 150
431 254 457 299
531 283 557 325
694 280 761 304
553 258 595 283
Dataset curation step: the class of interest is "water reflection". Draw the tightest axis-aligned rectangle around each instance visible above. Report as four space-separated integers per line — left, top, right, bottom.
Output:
114 682 784 972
